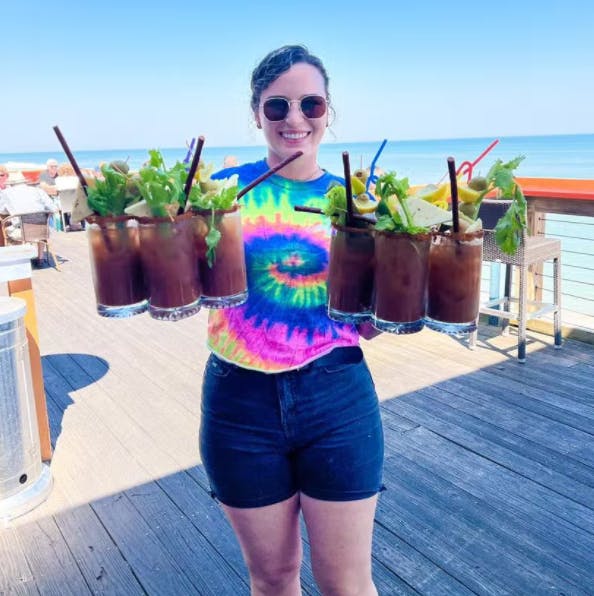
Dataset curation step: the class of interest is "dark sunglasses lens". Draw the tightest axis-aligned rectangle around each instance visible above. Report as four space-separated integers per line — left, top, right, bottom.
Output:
263 98 289 121
301 96 326 118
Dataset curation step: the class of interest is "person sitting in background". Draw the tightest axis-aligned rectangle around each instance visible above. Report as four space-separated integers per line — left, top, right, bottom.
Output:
58 163 75 176
223 154 239 168
38 158 60 197
0 177 57 216
0 163 57 257
0 164 9 192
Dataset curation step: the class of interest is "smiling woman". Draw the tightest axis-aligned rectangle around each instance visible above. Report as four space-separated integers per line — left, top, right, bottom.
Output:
199 45 384 596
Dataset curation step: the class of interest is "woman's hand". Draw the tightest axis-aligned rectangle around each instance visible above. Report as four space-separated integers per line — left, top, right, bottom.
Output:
356 321 382 340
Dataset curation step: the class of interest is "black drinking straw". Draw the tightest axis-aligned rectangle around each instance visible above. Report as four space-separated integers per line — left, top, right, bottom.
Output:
184 135 205 199
53 125 88 196
342 151 353 226
294 204 374 224
236 151 303 200
447 156 460 233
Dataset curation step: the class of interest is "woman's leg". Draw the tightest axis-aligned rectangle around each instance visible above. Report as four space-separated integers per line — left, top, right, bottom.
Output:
222 494 303 596
301 494 378 596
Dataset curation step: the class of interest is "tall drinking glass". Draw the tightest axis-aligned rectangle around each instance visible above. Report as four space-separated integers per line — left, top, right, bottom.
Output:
138 212 201 321
193 205 248 308
327 223 375 323
86 216 148 318
425 229 483 334
373 231 430 333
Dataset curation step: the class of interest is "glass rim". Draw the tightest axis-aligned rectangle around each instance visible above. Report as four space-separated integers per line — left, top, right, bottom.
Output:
431 228 484 240
190 204 241 215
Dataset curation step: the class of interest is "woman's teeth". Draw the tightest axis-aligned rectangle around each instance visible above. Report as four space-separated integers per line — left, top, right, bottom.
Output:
282 132 308 140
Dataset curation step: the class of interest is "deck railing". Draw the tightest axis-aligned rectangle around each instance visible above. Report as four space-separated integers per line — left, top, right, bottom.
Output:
480 178 594 339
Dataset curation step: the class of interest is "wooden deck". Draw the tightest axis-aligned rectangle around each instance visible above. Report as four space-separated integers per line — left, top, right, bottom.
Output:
1 230 594 595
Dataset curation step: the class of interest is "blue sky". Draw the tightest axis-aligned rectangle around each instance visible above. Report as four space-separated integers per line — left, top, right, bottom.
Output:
3 0 593 152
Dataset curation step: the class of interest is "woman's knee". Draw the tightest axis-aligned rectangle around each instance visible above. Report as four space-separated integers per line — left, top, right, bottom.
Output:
248 549 303 593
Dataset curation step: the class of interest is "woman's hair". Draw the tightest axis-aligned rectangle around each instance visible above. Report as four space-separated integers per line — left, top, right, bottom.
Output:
250 45 330 112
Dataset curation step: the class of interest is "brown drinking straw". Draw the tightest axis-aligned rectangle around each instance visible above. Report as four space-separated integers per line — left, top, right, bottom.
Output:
447 157 460 234
53 125 88 196
236 151 303 200
342 151 354 226
294 204 374 224
183 135 205 199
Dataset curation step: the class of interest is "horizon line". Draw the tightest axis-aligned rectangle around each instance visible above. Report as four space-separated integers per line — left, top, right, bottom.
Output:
1 131 593 158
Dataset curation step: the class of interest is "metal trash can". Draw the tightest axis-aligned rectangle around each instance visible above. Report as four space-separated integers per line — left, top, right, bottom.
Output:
0 297 52 521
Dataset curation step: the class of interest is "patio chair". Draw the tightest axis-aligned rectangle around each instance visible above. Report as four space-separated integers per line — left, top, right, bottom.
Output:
57 188 78 231
1 212 61 271
470 228 562 362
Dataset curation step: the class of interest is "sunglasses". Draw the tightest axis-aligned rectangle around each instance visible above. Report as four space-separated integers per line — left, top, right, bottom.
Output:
262 95 327 122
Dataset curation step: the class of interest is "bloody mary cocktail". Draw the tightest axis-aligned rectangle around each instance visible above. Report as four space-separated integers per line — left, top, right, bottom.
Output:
425 229 483 334
138 212 201 321
86 216 148 317
327 223 375 323
373 231 430 333
193 205 247 308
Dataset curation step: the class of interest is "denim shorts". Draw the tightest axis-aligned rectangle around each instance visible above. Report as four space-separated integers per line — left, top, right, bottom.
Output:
199 346 384 508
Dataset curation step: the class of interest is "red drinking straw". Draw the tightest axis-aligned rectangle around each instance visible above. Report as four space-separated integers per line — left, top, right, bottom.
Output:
236 151 303 200
456 138 500 179
447 157 460 234
52 125 88 196
184 135 205 199
342 151 354 226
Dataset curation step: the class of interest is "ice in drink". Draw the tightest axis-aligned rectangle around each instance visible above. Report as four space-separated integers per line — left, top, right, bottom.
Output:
373 231 430 333
87 216 148 317
425 230 483 334
327 224 375 323
193 205 247 308
138 213 201 321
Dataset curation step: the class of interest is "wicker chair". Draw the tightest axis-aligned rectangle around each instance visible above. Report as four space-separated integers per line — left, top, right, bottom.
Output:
1 212 61 270
470 227 561 362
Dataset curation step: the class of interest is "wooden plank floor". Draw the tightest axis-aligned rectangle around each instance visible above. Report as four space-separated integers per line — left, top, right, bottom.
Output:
1 230 593 595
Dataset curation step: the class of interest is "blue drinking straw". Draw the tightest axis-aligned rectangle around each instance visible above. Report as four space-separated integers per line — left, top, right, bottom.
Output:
183 138 196 164
365 138 388 192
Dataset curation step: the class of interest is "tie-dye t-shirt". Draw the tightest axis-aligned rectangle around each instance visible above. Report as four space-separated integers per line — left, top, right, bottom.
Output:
208 159 360 373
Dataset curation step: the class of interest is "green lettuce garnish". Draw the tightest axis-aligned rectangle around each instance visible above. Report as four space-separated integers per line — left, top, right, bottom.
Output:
485 156 527 255
86 164 138 216
322 183 348 225
374 172 427 234
135 149 189 217
188 171 239 266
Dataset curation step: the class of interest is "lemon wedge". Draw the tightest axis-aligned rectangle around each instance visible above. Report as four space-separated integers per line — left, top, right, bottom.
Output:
457 185 482 204
386 195 400 215
415 183 450 204
351 175 367 196
353 193 378 214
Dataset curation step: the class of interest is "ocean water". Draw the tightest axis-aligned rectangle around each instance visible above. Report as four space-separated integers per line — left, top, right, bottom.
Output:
2 133 593 182
2 133 592 318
